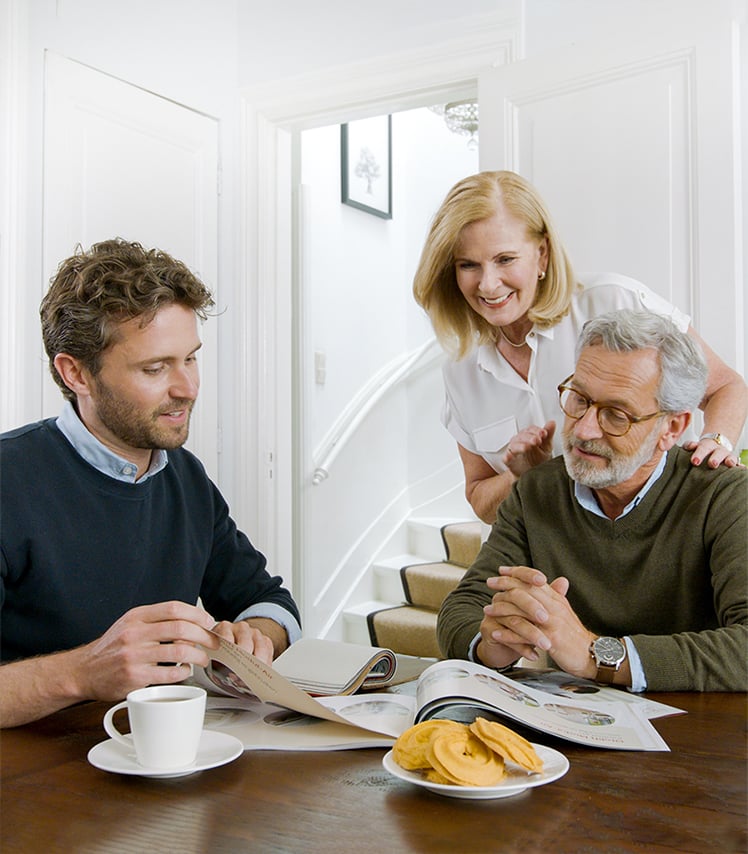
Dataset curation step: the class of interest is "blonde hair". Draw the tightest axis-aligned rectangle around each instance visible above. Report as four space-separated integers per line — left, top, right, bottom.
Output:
412 171 578 358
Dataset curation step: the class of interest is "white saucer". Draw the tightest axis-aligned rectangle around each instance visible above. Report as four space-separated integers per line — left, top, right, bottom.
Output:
88 729 243 778
382 743 569 799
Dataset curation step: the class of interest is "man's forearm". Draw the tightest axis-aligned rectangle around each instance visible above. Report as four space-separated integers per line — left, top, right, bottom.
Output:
0 649 86 728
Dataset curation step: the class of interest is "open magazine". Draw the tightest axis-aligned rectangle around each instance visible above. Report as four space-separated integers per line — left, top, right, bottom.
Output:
199 637 681 752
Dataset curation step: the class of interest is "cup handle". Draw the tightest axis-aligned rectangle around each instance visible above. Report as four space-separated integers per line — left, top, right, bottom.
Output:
103 701 132 749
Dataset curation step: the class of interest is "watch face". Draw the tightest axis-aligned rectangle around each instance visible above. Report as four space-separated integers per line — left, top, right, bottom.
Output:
594 637 625 665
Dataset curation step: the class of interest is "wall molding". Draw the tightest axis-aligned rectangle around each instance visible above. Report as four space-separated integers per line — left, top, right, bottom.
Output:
242 16 520 129
1 0 29 432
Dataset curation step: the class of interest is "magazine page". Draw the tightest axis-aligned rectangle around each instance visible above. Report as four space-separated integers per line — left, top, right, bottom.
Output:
203 635 408 739
414 660 671 751
507 668 686 720
203 696 405 751
317 691 415 738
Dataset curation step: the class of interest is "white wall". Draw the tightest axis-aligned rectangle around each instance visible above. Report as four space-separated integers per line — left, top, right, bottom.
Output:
237 0 505 86
301 107 478 449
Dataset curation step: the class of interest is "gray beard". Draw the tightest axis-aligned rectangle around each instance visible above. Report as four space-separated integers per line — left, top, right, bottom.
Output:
562 423 663 489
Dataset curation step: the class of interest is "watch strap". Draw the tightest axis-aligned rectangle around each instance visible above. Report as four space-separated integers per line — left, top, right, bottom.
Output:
595 664 618 684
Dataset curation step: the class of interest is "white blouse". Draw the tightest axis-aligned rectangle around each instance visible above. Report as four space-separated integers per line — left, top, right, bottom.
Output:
441 272 691 473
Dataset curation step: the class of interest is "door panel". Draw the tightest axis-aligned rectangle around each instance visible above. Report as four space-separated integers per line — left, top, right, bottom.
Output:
478 7 743 380
43 53 220 479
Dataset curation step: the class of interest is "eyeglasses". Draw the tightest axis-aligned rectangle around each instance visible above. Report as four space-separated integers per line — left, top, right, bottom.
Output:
557 375 667 437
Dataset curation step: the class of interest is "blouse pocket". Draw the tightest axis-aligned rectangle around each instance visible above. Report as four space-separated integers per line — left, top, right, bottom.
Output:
473 417 517 454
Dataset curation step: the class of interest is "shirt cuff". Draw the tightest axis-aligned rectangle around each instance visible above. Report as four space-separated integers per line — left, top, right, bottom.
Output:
624 637 647 693
467 631 517 671
467 631 482 662
234 603 302 646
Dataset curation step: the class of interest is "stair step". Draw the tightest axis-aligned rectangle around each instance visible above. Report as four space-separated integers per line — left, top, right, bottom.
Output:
342 519 483 657
367 606 442 658
400 561 466 610
407 517 463 562
372 553 424 603
342 600 393 646
441 521 483 568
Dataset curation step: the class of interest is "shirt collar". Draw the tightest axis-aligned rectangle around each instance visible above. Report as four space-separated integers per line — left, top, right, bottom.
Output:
574 450 668 520
476 322 555 373
56 400 168 483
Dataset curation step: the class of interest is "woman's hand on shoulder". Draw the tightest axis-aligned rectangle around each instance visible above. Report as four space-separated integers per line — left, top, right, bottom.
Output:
682 437 744 469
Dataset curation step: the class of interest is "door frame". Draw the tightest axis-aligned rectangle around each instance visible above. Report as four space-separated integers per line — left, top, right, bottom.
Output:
236 20 520 607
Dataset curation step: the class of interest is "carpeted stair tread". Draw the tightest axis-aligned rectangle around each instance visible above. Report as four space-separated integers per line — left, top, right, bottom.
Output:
441 521 482 568
367 606 441 658
400 562 466 610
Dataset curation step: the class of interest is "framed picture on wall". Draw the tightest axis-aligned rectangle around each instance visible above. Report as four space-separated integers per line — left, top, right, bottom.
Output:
341 115 392 219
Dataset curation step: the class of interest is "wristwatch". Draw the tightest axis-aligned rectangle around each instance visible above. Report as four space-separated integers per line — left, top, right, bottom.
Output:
700 432 734 453
589 636 626 683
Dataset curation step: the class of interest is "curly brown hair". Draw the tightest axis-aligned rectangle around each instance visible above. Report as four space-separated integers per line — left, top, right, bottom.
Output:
40 238 215 402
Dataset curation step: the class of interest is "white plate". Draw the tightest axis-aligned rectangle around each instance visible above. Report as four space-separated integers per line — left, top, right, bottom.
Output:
382 743 569 799
87 729 243 778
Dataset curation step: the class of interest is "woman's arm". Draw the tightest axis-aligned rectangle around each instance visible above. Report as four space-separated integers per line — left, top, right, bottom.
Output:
458 420 556 525
684 327 748 467
458 444 516 525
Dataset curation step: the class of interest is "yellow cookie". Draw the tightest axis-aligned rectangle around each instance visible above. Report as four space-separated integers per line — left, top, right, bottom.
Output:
469 717 543 773
427 729 506 787
422 767 453 785
392 720 465 770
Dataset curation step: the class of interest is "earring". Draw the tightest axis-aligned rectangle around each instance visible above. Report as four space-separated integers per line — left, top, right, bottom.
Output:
538 271 546 280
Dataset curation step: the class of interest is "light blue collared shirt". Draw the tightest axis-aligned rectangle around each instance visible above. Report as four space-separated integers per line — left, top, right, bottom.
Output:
57 400 167 483
468 452 670 691
573 452 668 522
54 402 301 643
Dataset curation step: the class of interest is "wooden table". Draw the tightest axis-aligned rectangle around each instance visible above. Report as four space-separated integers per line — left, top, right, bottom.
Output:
2 692 746 853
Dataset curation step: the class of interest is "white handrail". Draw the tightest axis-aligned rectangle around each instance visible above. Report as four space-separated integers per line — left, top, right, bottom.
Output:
312 337 442 485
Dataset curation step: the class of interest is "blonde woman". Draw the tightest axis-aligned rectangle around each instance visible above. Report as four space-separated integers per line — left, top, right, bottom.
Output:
413 171 747 524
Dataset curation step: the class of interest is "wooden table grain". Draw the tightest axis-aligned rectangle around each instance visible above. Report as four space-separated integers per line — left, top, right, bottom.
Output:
1 692 746 853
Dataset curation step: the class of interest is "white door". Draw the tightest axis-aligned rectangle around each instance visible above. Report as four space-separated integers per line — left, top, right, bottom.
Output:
478 5 744 391
42 53 220 480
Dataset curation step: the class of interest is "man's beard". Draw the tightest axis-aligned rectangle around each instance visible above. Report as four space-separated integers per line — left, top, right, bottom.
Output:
562 421 663 489
92 377 194 451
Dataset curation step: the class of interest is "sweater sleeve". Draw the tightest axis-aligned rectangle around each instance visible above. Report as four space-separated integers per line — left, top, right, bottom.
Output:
196 478 300 628
437 486 531 659
630 470 748 692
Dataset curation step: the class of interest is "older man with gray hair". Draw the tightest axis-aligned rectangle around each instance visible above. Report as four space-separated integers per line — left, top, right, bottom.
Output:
437 309 747 692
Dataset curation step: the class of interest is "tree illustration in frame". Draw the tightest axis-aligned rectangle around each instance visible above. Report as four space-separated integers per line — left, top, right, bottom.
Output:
341 114 392 219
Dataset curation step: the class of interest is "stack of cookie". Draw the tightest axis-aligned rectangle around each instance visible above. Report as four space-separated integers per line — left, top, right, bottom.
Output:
392 718 543 787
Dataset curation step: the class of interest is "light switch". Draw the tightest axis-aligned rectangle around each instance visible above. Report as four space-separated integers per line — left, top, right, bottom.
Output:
314 350 326 385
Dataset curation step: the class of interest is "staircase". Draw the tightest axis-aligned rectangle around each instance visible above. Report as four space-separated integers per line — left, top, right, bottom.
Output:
342 518 483 658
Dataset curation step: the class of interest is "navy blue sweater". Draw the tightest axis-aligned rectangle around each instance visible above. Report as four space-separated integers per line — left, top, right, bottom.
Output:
0 419 299 662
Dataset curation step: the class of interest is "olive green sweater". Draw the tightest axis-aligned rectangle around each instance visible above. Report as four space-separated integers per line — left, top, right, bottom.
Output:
437 447 747 691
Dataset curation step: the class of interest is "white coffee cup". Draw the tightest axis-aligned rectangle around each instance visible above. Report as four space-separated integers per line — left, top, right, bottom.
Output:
103 685 207 769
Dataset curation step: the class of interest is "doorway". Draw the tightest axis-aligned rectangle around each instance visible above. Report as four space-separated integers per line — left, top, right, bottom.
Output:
297 105 478 636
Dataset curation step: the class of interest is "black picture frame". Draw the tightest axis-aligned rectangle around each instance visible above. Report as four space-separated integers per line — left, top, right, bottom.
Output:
341 115 392 219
